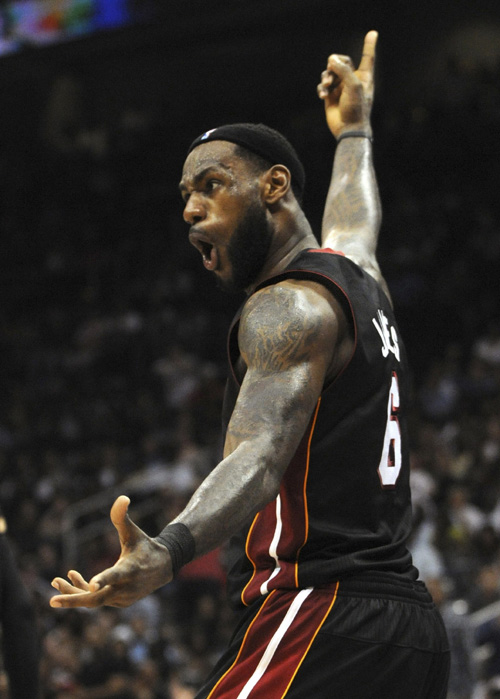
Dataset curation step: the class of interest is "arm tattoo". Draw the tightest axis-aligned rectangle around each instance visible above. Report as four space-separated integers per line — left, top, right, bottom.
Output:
322 138 381 241
239 285 323 373
226 284 330 444
173 283 336 557
322 139 392 301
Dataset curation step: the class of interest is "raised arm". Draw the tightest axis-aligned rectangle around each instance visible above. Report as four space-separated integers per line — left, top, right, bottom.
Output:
318 31 390 300
50 281 342 608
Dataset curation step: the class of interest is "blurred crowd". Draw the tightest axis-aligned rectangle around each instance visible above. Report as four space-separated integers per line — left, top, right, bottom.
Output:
1 35 500 699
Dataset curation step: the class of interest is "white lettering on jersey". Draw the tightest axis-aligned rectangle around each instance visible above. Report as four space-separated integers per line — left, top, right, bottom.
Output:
372 309 400 362
378 372 402 488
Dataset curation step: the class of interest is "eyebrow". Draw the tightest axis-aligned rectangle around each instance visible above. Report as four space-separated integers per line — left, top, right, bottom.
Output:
178 163 232 193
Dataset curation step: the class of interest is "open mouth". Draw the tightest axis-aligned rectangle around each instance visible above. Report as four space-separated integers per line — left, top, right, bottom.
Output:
199 240 214 265
189 232 218 271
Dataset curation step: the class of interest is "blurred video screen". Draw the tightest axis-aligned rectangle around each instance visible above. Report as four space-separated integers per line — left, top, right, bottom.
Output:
0 0 156 56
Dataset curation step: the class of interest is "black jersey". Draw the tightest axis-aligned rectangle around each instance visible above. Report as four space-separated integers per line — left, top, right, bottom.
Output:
222 248 419 607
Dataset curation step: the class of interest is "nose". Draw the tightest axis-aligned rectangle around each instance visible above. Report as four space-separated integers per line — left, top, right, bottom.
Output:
183 194 206 225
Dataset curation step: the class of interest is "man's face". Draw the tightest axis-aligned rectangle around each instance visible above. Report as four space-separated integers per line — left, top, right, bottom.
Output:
179 141 273 294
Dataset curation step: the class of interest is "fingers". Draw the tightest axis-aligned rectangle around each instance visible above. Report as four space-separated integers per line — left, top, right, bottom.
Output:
50 561 131 608
88 561 128 593
50 584 114 609
50 570 102 608
68 569 90 590
318 54 356 103
317 70 340 99
110 494 131 529
50 496 166 612
325 54 356 86
357 30 378 76
109 494 143 550
51 568 119 608
51 570 89 594
50 497 151 611
320 30 378 94
51 577 82 596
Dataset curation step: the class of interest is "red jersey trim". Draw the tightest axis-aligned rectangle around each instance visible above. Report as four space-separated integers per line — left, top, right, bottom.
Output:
308 247 345 256
206 591 276 699
208 585 340 698
281 583 340 697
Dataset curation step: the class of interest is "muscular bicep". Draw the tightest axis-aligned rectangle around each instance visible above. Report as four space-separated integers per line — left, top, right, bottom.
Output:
224 281 338 471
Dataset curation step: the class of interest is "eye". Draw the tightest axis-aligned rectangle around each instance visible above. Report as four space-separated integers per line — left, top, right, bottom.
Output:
206 179 220 192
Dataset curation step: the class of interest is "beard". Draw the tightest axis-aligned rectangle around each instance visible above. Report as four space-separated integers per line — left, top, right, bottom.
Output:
218 199 273 295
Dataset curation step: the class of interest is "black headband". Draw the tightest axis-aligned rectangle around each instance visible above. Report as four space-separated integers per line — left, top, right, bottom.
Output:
187 123 305 198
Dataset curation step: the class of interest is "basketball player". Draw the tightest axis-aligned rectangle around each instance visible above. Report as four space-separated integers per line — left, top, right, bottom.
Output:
50 31 450 697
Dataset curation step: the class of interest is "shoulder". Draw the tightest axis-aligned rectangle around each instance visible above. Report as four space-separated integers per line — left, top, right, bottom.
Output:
238 279 347 372
242 278 341 335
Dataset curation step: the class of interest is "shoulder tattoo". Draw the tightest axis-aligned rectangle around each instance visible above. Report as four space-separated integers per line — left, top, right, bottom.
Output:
239 285 326 373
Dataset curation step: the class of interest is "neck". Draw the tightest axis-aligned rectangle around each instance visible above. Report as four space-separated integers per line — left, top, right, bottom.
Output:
245 208 317 295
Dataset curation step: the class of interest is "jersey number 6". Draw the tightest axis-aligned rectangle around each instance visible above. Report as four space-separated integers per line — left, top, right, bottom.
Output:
378 372 402 488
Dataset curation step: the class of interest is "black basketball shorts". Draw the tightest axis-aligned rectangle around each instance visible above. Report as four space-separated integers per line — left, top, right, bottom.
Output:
194 577 450 699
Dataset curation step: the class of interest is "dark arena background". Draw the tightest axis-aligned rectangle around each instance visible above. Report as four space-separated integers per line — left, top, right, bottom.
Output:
1 1 500 697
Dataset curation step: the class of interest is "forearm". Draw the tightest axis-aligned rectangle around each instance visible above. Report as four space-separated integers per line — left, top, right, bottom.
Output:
321 135 381 257
155 391 312 571
170 439 284 558
165 377 320 560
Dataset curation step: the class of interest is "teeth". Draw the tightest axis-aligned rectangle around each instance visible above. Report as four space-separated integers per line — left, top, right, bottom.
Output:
201 241 212 260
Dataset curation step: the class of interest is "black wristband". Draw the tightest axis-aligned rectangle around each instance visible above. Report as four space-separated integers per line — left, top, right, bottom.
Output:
154 523 195 577
336 130 373 143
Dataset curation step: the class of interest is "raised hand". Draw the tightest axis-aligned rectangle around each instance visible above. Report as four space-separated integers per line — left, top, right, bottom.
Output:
317 30 378 139
50 495 173 609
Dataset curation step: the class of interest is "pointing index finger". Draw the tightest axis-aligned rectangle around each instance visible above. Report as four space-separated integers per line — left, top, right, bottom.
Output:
357 30 378 75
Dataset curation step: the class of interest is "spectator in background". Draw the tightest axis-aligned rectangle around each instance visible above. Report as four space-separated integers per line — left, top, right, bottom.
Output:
418 357 461 425
0 508 40 698
426 576 476 699
468 565 500 614
408 451 445 580
477 616 500 689
486 676 500 699
435 484 487 594
473 321 500 370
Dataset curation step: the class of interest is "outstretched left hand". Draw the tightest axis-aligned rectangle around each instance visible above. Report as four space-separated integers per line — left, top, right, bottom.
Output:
50 496 173 609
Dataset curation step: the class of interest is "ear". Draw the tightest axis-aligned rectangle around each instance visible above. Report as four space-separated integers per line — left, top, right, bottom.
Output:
262 165 291 204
